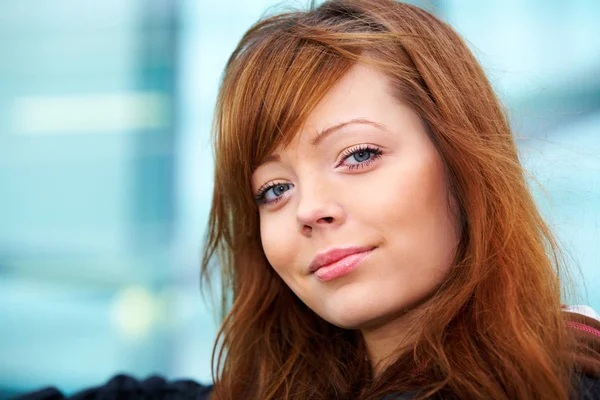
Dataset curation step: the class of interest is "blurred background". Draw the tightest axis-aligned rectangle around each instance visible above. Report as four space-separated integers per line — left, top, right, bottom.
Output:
0 0 599 397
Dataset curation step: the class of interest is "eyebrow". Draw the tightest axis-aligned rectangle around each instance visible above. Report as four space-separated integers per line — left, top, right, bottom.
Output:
261 153 281 165
257 118 387 168
310 118 387 146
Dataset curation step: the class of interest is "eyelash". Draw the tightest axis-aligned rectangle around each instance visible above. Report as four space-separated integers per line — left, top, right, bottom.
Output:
337 144 383 169
255 145 383 206
254 181 289 206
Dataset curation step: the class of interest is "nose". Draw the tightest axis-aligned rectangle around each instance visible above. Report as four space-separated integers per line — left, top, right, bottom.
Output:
296 178 346 235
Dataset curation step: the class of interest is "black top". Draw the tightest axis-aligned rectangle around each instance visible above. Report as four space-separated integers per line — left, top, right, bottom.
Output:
578 374 600 400
13 374 213 400
14 372 600 399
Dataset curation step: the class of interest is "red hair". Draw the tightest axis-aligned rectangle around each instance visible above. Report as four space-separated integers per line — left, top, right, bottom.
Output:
201 0 600 398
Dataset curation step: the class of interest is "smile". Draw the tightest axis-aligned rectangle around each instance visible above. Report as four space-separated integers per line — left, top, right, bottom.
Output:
309 246 375 282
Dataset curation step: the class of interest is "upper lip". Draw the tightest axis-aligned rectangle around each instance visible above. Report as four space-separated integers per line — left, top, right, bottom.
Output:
308 246 374 273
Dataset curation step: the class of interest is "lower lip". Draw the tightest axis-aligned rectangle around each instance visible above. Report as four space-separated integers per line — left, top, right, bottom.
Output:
313 250 373 282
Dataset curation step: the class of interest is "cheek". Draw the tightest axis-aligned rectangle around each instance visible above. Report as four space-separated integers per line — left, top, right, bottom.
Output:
366 151 459 275
356 153 445 222
259 213 297 277
388 152 455 228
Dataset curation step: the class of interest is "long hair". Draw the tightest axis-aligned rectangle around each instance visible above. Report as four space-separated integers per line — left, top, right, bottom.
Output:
201 0 600 398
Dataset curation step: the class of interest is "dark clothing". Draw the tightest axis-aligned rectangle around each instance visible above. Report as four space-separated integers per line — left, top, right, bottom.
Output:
13 312 600 400
13 374 213 400
579 374 600 399
14 372 600 399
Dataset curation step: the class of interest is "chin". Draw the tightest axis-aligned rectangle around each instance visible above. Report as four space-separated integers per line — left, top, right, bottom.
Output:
316 293 396 330
311 284 425 331
323 314 371 330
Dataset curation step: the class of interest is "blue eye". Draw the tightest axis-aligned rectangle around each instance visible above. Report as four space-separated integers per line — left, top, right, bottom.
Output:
339 145 383 168
349 149 373 163
256 182 293 205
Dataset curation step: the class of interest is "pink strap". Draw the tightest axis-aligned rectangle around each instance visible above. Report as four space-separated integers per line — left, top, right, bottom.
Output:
567 320 600 338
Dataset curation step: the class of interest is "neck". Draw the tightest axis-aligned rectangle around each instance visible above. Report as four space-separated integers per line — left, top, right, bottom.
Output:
361 307 425 377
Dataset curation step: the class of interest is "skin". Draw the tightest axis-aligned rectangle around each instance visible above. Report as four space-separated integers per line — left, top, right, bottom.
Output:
252 63 461 371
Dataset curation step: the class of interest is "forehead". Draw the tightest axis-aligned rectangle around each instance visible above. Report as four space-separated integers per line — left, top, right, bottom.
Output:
271 63 397 152
305 64 393 125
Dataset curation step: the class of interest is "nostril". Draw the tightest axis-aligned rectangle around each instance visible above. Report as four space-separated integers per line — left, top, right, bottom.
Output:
322 217 334 223
302 225 312 236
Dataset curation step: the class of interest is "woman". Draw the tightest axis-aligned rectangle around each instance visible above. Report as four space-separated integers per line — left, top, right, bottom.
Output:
18 0 600 399
202 0 600 399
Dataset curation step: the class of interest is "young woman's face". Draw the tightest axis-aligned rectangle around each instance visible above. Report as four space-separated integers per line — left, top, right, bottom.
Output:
252 63 461 330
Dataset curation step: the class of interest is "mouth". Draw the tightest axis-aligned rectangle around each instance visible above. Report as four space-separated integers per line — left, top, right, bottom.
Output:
309 246 375 282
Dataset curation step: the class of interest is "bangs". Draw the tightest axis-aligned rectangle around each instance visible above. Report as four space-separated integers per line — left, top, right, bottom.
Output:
249 40 354 168
214 17 356 184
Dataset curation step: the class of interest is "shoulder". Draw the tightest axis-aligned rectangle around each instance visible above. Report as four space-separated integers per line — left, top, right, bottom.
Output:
14 374 213 400
565 310 600 379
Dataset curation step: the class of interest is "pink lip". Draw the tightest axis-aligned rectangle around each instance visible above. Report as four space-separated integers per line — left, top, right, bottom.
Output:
309 246 374 282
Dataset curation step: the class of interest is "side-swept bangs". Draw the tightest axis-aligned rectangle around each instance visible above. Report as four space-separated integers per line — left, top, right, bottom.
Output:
211 10 410 215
